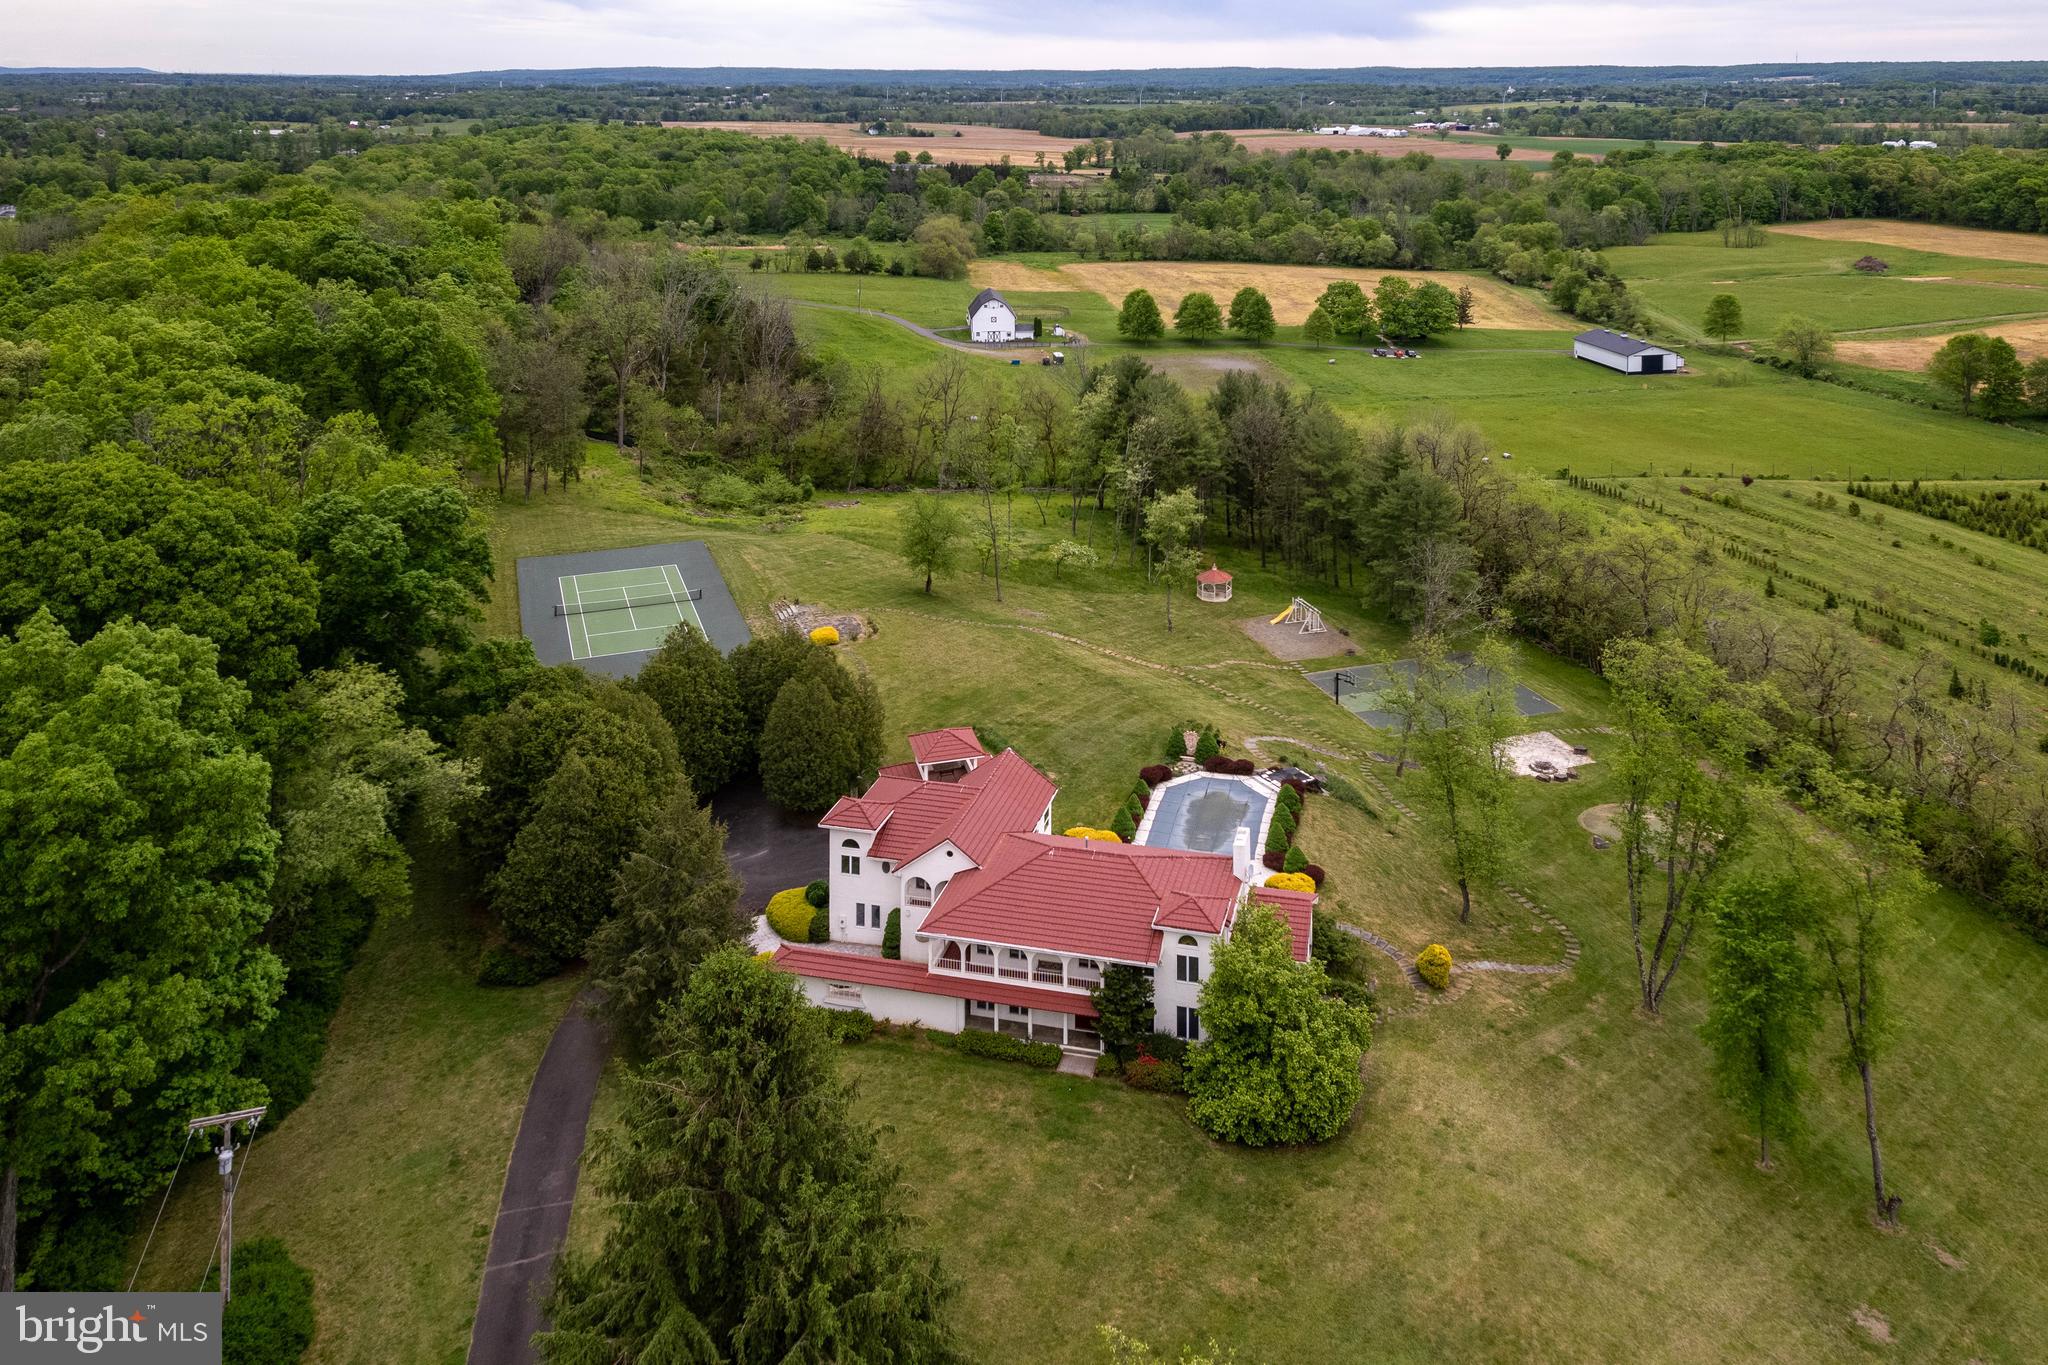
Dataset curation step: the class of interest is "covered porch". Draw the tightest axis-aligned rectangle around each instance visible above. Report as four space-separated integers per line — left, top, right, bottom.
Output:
964 998 1102 1053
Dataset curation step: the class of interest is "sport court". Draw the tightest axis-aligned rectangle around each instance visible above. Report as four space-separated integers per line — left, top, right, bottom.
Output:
1302 655 1561 730
558 563 706 661
516 540 750 679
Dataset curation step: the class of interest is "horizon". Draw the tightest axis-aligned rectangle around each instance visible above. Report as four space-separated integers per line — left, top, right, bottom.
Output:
9 0 2046 80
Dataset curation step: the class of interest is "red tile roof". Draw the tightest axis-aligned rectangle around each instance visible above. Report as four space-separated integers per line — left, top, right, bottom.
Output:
769 944 1098 1017
1249 886 1317 963
846 748 1054 867
1196 564 1232 585
875 761 922 781
922 833 1246 964
907 727 986 765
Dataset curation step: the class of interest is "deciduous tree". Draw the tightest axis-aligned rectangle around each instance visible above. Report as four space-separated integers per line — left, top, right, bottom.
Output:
633 622 748 794
1226 286 1276 343
1117 288 1164 341
1773 316 1835 377
1173 291 1223 342
1703 293 1744 342
1701 873 1820 1169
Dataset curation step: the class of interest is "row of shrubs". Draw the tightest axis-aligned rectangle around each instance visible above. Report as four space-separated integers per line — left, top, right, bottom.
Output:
1097 1031 1192 1093
1164 722 1224 765
818 1008 1065 1069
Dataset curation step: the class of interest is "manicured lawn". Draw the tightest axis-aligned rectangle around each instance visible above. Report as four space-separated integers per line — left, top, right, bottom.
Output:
1606 230 2048 341
129 842 580 1365
509 460 2048 1362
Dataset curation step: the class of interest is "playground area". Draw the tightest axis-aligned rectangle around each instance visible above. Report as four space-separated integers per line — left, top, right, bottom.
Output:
1239 597 1346 663
516 540 751 678
1302 655 1562 730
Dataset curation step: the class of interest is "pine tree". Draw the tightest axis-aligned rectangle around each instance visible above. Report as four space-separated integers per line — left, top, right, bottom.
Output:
633 622 747 794
758 672 856 812
538 950 964 1363
1089 964 1155 1061
586 784 749 1055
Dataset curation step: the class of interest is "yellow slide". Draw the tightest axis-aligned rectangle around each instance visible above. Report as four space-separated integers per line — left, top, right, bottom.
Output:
1270 606 1293 625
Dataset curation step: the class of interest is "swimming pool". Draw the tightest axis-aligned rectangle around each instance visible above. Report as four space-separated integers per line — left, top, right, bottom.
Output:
1135 772 1277 856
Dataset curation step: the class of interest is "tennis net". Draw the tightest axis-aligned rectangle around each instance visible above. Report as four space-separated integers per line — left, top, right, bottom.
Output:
554 587 703 617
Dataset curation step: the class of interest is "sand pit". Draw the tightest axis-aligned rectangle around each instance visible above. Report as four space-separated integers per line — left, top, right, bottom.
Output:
1769 220 2048 267
1242 615 1348 662
1836 316 2048 372
970 260 1559 330
1498 731 1595 779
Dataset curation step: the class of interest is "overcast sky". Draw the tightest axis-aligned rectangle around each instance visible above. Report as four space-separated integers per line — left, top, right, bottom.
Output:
9 0 2040 75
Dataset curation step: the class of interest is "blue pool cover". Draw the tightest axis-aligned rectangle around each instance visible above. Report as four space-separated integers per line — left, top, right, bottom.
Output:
1138 774 1274 855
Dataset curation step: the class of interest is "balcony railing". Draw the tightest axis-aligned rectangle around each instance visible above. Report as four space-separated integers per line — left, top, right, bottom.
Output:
1031 967 1065 986
963 960 994 976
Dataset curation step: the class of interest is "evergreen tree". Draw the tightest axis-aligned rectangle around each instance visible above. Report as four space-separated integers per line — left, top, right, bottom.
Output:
1090 964 1156 1062
1186 904 1372 1147
586 785 748 1055
632 622 747 794
728 630 816 738
1701 874 1820 1169
538 950 963 1363
759 672 859 812
1226 286 1276 343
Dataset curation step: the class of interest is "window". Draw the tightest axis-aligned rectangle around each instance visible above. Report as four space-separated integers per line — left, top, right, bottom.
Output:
1006 1004 1029 1017
840 854 860 875
854 903 871 928
1176 954 1201 984
1176 1006 1201 1041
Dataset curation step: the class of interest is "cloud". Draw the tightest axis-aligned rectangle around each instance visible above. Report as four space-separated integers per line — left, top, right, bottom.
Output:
9 0 2041 76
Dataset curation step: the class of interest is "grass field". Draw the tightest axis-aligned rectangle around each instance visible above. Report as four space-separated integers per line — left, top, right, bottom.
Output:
1836 315 2048 370
130 841 579 1365
968 259 1562 329
1768 220 2048 268
1587 475 2048 678
1607 229 2048 342
664 119 1089 165
509 459 2048 1364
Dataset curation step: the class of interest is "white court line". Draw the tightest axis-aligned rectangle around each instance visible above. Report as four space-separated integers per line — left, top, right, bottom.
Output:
559 574 587 660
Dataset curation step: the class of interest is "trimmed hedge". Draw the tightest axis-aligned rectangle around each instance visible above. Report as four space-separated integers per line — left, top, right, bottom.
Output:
1203 756 1255 776
1264 871 1316 893
882 907 901 958
1109 807 1137 841
1262 849 1285 871
766 886 815 941
1094 1054 1123 1077
1416 943 1453 991
820 1008 875 1043
1139 764 1172 787
218 1238 314 1365
807 904 831 944
1064 826 1123 842
1302 862 1327 887
939 1027 1062 1069
804 879 829 908
1123 1054 1185 1093
1264 821 1290 854
1283 844 1309 875
808 625 840 645
1278 783 1304 815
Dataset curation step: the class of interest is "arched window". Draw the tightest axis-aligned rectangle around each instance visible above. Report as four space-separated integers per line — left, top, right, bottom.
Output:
1175 936 1202 985
1177 934 1197 946
840 838 859 847
838 838 861 875
908 877 933 907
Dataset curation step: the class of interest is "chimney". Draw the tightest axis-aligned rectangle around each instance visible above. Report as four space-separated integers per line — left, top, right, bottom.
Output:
1232 826 1253 883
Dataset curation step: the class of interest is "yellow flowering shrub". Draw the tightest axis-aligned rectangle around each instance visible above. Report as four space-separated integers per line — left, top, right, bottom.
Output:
809 625 841 645
1263 871 1317 893
1062 826 1123 842
1416 942 1453 991
766 887 816 941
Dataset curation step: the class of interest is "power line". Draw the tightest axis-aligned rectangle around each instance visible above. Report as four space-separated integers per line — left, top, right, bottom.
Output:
185 1105 267 1305
127 1126 196 1292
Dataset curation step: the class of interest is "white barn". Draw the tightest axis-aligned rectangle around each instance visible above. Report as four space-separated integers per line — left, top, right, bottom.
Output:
1573 329 1684 375
967 288 1017 343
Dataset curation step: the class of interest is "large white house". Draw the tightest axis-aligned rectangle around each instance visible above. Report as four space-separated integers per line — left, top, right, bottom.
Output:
771 728 1314 1055
967 288 1017 343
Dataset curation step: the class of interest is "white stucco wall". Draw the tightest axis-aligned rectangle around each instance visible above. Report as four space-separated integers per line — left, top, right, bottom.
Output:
1154 931 1215 1038
793 974 965 1031
826 830 898 944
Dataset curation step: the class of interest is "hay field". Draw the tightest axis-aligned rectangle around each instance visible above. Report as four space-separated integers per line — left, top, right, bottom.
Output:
1201 128 1567 162
1837 316 2048 370
1770 220 2048 267
664 120 1088 165
969 259 1560 329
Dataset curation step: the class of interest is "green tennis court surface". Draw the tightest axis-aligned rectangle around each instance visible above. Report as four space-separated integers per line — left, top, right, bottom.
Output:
560 564 704 661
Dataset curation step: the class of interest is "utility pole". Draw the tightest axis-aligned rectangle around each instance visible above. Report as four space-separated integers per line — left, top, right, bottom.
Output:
187 1106 265 1305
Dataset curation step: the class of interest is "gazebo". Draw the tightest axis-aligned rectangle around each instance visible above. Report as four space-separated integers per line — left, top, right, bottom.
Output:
1196 564 1233 604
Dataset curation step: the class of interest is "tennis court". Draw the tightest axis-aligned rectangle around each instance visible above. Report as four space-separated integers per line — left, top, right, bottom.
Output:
558 563 705 661
1303 656 1560 730
516 541 750 679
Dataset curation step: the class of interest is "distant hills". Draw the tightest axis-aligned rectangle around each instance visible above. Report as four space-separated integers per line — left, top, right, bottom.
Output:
3 62 2047 88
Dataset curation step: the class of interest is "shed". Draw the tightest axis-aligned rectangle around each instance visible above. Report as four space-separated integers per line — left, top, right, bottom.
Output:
1195 564 1233 603
1573 329 1684 375
967 288 1016 344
